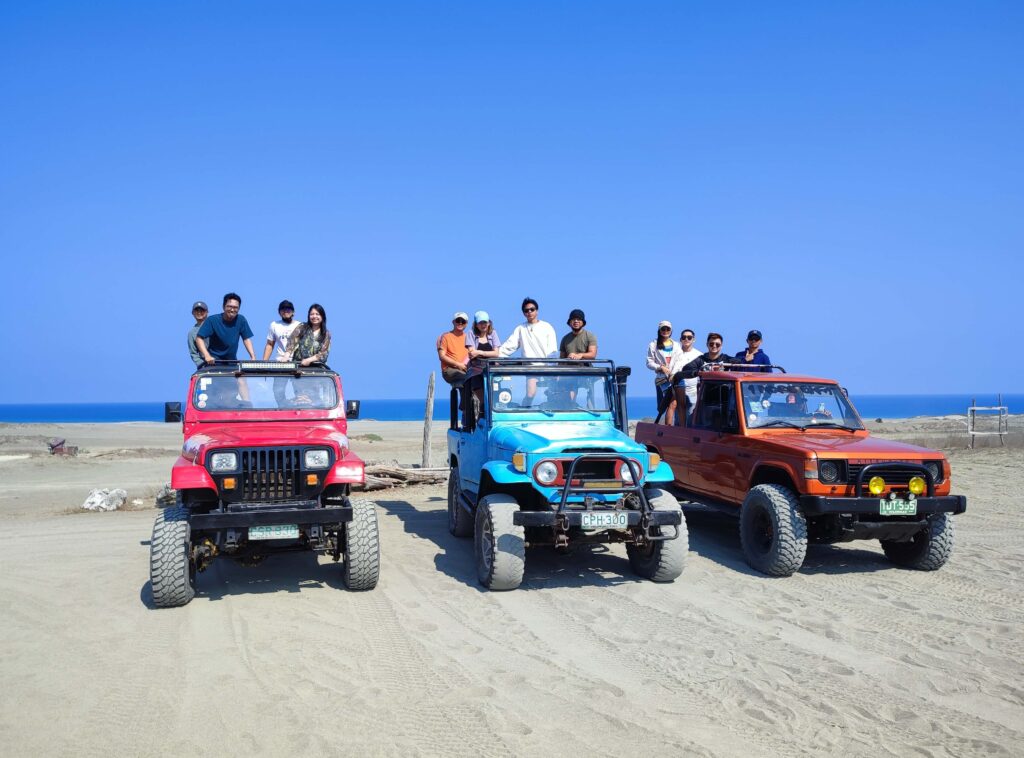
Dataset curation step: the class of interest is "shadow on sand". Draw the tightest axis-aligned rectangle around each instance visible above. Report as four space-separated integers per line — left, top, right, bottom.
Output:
375 498 650 592
683 505 897 577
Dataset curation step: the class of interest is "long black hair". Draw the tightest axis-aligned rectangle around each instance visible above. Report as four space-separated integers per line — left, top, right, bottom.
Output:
305 303 327 340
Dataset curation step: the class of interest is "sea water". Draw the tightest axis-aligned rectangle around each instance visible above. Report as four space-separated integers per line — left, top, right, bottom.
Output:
1 394 1019 423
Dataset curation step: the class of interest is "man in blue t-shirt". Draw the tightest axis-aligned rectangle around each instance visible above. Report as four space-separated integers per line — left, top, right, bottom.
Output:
195 292 257 364
734 329 772 372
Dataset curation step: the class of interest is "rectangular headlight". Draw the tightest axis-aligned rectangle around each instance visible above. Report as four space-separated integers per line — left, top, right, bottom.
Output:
210 452 237 472
305 449 331 469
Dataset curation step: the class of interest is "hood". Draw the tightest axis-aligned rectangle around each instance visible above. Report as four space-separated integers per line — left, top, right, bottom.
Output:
491 421 642 455
182 421 349 461
756 431 943 460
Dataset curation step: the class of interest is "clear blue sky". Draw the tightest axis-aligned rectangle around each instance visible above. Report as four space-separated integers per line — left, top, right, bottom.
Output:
2 1 1021 403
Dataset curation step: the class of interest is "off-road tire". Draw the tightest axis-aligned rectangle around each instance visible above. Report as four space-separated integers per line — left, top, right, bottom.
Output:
740 484 808 576
447 467 473 538
150 505 195 607
627 488 688 582
475 494 525 590
881 512 954 570
343 499 381 590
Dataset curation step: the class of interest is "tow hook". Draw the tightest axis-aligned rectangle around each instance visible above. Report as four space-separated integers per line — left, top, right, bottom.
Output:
193 539 218 572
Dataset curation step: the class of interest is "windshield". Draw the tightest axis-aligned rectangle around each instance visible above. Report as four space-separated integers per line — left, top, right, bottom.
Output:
490 372 612 413
194 374 339 411
741 382 863 430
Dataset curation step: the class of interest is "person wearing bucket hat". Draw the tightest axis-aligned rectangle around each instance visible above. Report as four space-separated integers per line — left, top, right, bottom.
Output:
646 320 677 424
559 308 597 360
734 329 772 372
187 300 209 368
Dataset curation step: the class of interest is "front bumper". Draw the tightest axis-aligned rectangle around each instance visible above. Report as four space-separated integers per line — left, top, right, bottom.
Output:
189 501 353 530
514 509 682 528
800 495 967 517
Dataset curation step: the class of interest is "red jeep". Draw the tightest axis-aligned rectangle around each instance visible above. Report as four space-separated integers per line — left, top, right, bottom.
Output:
151 361 379 607
636 370 967 576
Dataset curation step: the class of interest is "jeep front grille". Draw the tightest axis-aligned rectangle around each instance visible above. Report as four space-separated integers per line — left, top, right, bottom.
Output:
847 462 943 486
239 447 301 501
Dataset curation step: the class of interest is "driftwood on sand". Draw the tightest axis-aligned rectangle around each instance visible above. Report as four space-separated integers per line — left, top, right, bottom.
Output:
357 464 449 491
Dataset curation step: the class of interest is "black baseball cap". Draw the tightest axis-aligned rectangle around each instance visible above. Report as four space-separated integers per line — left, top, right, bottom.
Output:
192 301 208 312
747 330 762 341
278 300 295 311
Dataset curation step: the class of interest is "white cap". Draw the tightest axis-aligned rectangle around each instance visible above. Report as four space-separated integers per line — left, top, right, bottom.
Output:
453 311 469 322
658 320 672 329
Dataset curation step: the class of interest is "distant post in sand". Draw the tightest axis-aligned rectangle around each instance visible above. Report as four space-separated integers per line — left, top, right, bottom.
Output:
423 372 435 468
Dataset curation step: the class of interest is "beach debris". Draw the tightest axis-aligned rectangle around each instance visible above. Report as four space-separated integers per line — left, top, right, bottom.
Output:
357 464 449 492
81 488 128 512
155 483 177 507
132 498 144 507
47 438 79 457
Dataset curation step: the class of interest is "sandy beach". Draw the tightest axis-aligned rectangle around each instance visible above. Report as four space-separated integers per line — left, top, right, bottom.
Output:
0 416 1021 757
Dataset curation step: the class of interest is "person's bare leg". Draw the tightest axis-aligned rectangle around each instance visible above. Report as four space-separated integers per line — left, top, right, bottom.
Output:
524 377 538 406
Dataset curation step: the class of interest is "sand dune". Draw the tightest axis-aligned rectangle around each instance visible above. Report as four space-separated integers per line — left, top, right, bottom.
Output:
0 419 1021 757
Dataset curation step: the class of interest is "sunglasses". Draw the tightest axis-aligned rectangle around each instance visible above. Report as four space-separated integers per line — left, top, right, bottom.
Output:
659 327 671 332
454 319 467 324
708 341 722 347
523 307 537 313
681 335 694 340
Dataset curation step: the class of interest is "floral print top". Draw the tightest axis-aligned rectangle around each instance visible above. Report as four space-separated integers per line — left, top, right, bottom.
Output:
286 324 331 363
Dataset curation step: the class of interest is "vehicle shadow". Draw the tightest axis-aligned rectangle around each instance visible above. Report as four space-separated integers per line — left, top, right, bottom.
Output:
140 551 346 608
683 506 895 577
375 498 646 591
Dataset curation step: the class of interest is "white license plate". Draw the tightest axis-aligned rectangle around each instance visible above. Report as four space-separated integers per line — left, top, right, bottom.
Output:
879 499 917 517
580 511 629 530
249 524 300 540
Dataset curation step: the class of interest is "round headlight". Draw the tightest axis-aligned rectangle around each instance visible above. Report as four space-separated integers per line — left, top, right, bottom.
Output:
305 449 331 469
819 461 840 483
868 476 886 496
210 452 237 472
620 461 636 484
535 461 559 485
908 476 926 496
924 461 942 483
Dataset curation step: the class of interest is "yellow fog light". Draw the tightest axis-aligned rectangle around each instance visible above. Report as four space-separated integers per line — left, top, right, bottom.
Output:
512 452 526 472
868 476 886 496
908 476 926 495
306 474 319 486
648 453 661 472
222 477 236 490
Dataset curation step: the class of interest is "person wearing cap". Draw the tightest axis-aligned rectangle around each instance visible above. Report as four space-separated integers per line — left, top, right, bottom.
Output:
734 330 772 372
187 301 209 369
195 292 256 364
437 312 472 386
262 299 302 362
646 320 677 424
559 309 598 360
465 311 502 419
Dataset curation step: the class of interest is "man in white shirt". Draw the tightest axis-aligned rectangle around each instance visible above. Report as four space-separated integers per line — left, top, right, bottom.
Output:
668 328 703 423
499 297 558 406
263 300 302 406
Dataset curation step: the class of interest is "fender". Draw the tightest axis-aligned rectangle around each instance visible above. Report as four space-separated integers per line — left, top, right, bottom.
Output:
170 456 216 491
482 460 532 486
326 451 366 485
645 460 675 485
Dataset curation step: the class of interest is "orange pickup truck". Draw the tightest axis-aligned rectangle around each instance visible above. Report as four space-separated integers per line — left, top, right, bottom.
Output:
635 370 967 576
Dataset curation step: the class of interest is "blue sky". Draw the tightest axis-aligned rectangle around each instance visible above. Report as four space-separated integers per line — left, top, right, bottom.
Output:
2 1 1021 403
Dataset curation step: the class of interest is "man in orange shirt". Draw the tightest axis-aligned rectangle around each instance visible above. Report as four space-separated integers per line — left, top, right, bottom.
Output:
437 312 471 386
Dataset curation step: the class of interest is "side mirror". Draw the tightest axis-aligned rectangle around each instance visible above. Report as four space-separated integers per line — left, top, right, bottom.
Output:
164 402 182 423
345 400 360 419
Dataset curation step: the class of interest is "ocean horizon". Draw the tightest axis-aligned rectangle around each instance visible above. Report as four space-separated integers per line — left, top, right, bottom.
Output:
0 393 1019 424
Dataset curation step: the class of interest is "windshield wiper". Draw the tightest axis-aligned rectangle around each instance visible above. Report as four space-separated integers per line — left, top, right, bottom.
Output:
756 419 802 429
804 421 859 432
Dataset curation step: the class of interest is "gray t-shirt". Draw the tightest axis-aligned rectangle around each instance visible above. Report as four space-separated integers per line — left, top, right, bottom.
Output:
559 329 597 358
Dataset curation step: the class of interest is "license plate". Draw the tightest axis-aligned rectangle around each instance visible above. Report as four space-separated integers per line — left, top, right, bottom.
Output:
580 511 629 530
248 524 300 540
879 499 917 516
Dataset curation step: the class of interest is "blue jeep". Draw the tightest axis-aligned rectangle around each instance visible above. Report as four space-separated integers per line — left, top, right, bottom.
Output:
447 359 688 590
